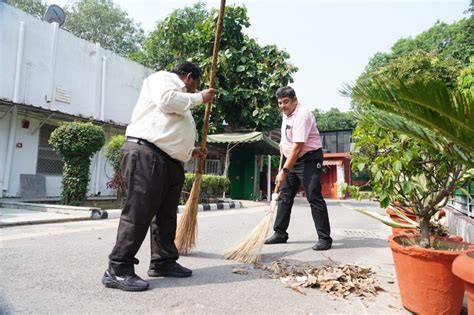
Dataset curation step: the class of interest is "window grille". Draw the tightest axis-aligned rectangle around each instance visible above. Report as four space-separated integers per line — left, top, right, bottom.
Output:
205 159 221 175
36 124 64 175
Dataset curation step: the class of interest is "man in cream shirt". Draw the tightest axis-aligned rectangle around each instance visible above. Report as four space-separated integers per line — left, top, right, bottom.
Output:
102 61 214 292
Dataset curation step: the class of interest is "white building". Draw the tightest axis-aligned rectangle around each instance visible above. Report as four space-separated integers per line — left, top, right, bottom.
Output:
0 3 154 198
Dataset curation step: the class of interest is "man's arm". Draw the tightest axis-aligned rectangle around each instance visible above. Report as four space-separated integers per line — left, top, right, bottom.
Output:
148 74 214 115
159 89 214 115
275 142 304 188
160 89 203 114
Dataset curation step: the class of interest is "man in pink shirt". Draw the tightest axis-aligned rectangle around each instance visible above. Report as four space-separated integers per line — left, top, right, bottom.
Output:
265 86 332 250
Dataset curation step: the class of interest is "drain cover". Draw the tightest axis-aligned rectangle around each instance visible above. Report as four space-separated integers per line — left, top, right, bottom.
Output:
344 230 382 238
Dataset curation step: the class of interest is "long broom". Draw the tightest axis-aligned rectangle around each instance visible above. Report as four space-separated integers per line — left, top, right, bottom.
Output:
223 155 283 264
175 0 226 255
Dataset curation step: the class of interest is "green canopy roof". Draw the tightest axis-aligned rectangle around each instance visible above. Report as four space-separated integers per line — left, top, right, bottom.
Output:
207 131 279 155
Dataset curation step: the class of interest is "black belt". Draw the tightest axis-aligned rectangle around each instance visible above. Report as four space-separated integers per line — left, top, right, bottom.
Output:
126 137 184 166
296 148 322 162
126 137 168 156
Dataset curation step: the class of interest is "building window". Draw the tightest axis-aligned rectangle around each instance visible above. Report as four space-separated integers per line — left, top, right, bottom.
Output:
205 159 221 175
36 124 64 175
321 130 352 153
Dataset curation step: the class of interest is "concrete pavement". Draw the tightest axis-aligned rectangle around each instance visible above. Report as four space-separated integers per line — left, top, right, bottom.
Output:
0 198 410 314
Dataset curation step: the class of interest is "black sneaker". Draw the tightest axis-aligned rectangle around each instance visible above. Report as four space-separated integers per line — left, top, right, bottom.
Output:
148 262 192 278
312 239 332 251
102 270 149 292
264 233 288 244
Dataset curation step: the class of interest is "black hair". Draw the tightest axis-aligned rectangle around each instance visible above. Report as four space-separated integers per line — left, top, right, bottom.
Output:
171 61 202 80
276 86 296 98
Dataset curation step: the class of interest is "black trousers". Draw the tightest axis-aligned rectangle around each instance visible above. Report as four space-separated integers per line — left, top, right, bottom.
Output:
273 149 332 241
108 141 184 276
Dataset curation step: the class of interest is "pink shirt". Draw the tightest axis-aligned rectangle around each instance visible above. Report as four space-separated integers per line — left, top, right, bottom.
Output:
280 102 322 158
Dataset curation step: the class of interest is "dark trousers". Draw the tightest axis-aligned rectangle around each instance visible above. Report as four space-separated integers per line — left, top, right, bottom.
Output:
273 149 332 241
108 141 184 276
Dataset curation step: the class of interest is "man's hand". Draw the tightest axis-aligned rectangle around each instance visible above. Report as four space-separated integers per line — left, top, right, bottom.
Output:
192 147 208 159
201 88 215 103
275 169 287 189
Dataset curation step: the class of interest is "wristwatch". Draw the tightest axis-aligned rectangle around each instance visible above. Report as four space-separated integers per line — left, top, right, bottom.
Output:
282 167 290 174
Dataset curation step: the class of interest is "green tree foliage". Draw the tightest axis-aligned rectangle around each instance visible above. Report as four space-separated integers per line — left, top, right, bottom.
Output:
391 19 473 65
347 15 473 165
345 10 474 247
132 4 297 133
363 17 473 76
349 114 471 247
49 122 105 205
4 0 47 18
313 108 356 131
457 57 474 95
345 70 474 166
130 2 210 69
353 16 472 110
64 0 144 57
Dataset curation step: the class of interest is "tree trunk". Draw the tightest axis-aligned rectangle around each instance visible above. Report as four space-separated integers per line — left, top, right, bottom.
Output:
419 215 431 248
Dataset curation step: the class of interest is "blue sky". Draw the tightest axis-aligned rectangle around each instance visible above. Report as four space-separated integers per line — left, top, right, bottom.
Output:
48 0 470 112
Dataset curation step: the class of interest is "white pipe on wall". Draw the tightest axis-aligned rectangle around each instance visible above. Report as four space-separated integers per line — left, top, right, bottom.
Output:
94 56 107 194
94 148 103 195
23 63 31 104
46 22 59 104
13 21 25 103
100 56 107 120
3 107 18 193
3 21 25 193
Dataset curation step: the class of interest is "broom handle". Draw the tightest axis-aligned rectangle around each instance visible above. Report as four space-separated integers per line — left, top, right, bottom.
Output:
196 0 226 175
274 154 284 193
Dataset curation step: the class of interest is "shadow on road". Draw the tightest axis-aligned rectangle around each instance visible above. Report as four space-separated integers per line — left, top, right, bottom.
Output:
147 263 259 289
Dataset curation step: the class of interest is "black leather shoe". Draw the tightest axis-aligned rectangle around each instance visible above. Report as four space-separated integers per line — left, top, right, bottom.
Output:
102 270 149 292
148 262 192 278
264 233 288 244
312 239 332 251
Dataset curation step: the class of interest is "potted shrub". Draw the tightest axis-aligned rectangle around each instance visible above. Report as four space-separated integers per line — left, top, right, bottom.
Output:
344 73 474 313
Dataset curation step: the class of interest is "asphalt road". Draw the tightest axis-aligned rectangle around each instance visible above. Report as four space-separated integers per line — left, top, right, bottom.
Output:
0 198 408 314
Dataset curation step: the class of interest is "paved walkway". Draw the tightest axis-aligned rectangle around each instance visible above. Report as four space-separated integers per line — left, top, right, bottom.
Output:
0 198 410 314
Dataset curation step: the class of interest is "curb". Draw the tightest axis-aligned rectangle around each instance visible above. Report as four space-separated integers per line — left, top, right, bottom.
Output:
96 201 243 219
177 201 242 213
0 201 244 227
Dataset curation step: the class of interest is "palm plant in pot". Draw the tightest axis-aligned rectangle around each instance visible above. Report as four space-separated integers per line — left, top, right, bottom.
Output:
343 72 473 314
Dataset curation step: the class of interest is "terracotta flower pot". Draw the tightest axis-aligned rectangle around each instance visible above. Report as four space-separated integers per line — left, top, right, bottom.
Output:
388 234 474 315
452 250 474 314
386 207 418 235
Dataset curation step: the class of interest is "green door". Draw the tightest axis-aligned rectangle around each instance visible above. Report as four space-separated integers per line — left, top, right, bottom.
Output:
229 149 258 200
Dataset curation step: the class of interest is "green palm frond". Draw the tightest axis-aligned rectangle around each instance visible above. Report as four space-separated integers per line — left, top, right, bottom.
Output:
366 109 474 166
344 78 474 152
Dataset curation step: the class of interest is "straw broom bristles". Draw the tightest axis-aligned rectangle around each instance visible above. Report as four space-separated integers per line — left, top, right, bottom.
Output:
223 192 279 264
174 0 226 255
175 174 202 254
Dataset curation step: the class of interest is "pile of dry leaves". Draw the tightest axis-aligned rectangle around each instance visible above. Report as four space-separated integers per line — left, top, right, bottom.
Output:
255 260 384 297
